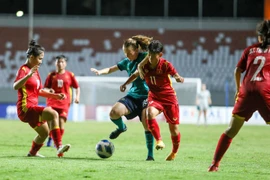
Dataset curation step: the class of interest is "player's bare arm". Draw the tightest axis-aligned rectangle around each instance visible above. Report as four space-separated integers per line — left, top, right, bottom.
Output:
39 89 66 100
137 54 149 79
13 65 39 90
173 73 184 83
234 67 242 99
74 87 80 103
42 87 55 93
90 65 119 75
120 71 140 92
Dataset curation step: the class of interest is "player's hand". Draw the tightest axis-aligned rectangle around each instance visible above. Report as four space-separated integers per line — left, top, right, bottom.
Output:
28 65 39 77
138 65 145 80
120 84 126 92
74 97 80 104
90 68 100 75
178 76 184 83
57 93 66 100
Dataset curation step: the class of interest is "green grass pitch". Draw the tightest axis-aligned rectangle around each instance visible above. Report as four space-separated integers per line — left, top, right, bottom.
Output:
0 119 269 180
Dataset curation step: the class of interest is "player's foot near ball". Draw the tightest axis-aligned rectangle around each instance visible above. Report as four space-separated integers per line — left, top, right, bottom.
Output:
109 126 127 139
146 156 154 161
57 144 71 158
165 152 177 161
155 140 165 150
208 164 219 172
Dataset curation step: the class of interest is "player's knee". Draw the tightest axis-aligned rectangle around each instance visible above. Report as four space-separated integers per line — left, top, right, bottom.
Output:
147 109 156 119
109 109 120 119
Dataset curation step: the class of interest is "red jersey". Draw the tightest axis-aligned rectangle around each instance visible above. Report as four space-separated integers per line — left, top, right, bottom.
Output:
237 43 270 91
15 64 42 116
44 71 79 110
143 58 178 104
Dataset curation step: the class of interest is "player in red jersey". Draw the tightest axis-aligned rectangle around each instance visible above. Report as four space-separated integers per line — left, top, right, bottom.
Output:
120 40 184 160
208 20 270 172
44 55 80 147
13 40 71 158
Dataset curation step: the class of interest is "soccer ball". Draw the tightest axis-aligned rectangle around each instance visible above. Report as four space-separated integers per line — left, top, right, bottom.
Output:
95 139 115 158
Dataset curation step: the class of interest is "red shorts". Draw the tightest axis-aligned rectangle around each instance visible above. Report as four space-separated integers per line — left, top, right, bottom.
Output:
233 89 270 123
53 107 69 120
18 106 46 128
148 100 180 124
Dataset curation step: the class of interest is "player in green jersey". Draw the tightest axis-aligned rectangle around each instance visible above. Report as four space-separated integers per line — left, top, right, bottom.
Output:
91 35 154 161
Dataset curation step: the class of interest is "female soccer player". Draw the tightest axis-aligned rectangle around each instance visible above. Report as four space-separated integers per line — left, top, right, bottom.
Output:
120 40 184 161
13 40 70 158
44 55 80 147
90 35 155 161
208 20 270 172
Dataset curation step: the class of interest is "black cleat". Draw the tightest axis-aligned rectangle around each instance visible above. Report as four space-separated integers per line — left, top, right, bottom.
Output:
109 126 127 139
146 156 154 161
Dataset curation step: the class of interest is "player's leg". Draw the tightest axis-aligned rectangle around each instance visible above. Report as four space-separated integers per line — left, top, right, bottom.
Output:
203 109 207 126
208 115 245 172
197 107 201 125
166 124 180 161
164 104 181 161
141 108 154 161
42 107 70 157
28 122 49 157
109 102 129 139
146 106 164 150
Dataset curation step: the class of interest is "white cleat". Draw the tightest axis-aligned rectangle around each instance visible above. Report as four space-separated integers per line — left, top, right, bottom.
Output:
27 152 45 158
57 144 71 158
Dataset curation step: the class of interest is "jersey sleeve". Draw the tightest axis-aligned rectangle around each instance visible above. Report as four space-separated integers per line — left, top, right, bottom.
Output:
236 47 249 72
44 73 52 88
14 66 27 82
117 58 128 71
166 61 178 76
70 72 79 88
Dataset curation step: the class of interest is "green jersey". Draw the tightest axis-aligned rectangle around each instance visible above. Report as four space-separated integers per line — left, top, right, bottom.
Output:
117 52 149 99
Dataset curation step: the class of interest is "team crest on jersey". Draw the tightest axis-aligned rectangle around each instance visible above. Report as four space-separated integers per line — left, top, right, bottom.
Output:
157 69 163 74
144 69 149 73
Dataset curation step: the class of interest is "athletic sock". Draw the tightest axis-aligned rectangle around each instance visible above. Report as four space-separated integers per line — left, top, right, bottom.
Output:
29 141 43 155
147 119 162 141
110 117 126 130
171 132 181 153
212 133 232 166
50 128 62 149
145 131 154 157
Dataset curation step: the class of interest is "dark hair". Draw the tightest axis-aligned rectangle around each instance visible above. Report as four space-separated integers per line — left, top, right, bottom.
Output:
256 20 270 49
123 35 153 51
26 40 45 58
148 40 163 53
55 55 67 61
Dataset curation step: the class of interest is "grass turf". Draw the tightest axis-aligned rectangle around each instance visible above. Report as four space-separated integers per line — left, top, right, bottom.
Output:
0 119 269 180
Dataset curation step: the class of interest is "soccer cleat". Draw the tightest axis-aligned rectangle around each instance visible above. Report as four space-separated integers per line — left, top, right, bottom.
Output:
146 156 155 161
27 152 45 158
57 144 71 158
208 164 219 172
46 137 52 147
165 152 177 161
109 126 127 139
155 140 165 150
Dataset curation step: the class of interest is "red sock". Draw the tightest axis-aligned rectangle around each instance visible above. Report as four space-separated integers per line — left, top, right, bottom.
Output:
212 133 232 166
147 119 162 141
50 128 62 149
60 129 65 136
29 141 43 155
171 132 181 153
